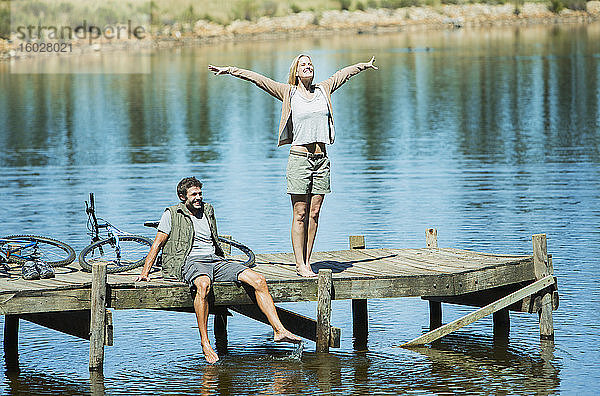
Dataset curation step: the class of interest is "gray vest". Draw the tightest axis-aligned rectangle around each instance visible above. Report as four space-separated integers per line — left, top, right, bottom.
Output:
161 202 224 280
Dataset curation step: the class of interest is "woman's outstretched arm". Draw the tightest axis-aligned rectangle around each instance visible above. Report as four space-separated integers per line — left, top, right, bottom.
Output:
319 56 378 94
208 64 288 101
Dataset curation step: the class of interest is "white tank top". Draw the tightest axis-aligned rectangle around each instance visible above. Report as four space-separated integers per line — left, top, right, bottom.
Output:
290 87 330 146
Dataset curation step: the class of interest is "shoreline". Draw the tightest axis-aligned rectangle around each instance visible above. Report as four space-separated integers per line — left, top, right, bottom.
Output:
2 2 600 61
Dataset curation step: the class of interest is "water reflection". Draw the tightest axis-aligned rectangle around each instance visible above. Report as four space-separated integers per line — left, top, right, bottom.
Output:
409 336 560 394
2 25 600 168
3 369 92 395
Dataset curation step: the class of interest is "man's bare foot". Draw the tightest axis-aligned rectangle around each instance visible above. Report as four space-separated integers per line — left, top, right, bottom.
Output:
202 342 219 364
274 329 302 344
296 265 317 278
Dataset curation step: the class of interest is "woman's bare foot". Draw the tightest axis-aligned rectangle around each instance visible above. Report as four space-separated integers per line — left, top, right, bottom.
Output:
202 342 219 364
296 264 317 278
274 329 302 344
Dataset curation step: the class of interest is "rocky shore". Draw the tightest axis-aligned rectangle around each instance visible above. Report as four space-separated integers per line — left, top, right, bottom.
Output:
183 1 600 40
2 2 600 60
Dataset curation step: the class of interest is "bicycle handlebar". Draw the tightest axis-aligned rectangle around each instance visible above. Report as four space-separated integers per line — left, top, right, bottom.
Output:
144 221 159 228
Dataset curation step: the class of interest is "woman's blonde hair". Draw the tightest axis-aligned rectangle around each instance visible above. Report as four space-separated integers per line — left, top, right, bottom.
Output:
288 54 312 85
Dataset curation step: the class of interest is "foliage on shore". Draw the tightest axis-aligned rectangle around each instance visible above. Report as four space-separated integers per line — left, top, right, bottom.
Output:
0 0 599 59
149 0 593 25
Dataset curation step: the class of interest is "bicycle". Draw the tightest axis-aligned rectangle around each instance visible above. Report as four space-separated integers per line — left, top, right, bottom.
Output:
79 193 153 273
0 235 76 277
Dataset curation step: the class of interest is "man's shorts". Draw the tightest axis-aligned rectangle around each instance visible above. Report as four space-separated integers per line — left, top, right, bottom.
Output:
181 254 248 287
286 151 331 195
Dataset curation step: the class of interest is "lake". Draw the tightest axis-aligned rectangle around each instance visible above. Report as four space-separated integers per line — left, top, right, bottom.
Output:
1 22 599 394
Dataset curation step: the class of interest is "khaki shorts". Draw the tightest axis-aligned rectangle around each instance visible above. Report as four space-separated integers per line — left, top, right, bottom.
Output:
181 254 248 286
286 151 331 195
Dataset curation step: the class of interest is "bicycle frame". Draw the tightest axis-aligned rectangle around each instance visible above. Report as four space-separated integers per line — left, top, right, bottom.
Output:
86 193 126 264
0 238 38 262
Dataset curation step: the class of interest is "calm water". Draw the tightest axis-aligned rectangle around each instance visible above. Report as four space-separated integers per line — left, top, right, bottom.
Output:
1 23 600 395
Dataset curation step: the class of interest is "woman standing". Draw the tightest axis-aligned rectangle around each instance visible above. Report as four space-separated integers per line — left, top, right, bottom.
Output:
209 54 377 277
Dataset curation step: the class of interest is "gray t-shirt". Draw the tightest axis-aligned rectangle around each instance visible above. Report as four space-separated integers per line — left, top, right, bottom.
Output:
157 209 216 257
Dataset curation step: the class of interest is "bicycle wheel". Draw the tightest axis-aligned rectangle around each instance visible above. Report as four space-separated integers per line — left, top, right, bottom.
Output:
79 235 152 273
1 235 76 267
218 237 255 268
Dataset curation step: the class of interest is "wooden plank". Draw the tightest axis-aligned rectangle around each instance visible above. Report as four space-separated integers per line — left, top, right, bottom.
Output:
339 255 421 276
321 248 434 276
409 247 529 269
400 275 555 347
424 279 558 313
533 234 552 279
423 249 500 270
456 290 555 312
111 279 319 308
317 251 383 277
330 250 404 276
112 262 539 308
111 285 194 309
443 247 530 259
358 249 449 274
259 253 296 265
426 229 442 330
331 249 437 275
533 234 554 340
349 235 366 250
384 249 488 272
230 304 340 348
89 263 107 371
426 228 438 248
7 256 538 315
422 281 551 345
539 293 554 340
252 265 297 280
317 269 332 352
0 289 91 315
436 248 529 264
0 279 77 292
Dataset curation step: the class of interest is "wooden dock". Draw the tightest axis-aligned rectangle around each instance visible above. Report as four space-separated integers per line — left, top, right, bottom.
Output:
1 229 559 371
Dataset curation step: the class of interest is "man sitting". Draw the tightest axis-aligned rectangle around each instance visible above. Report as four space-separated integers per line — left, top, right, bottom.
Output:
136 176 301 363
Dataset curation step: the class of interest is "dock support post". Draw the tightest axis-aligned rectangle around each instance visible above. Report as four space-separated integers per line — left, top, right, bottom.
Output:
533 234 554 340
349 236 368 350
429 302 442 330
89 262 107 372
426 228 442 329
3 314 19 371
213 308 228 354
214 235 231 354
317 269 333 353
493 309 510 338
